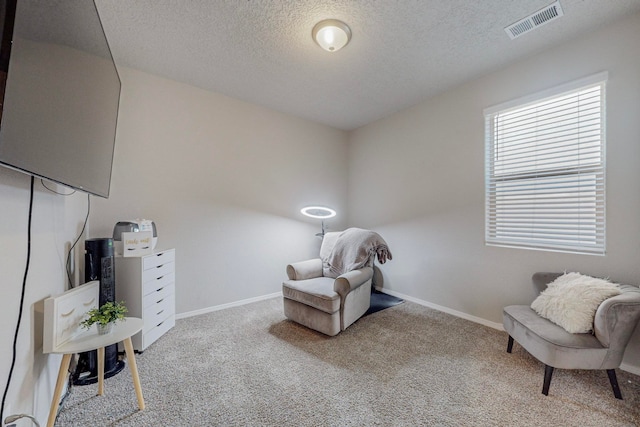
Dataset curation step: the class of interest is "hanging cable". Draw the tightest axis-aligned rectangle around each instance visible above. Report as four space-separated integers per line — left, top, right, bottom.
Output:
40 179 75 196
66 193 90 288
1 176 35 423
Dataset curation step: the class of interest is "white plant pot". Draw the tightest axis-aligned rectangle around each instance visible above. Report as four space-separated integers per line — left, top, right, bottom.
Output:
97 323 113 335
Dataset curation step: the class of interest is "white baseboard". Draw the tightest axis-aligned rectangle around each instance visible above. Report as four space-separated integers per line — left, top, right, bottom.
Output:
375 286 504 331
619 362 640 376
175 292 281 320
179 288 503 331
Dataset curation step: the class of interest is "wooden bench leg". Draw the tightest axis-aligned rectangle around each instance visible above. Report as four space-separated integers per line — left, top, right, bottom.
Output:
123 337 145 410
47 353 72 427
97 346 105 396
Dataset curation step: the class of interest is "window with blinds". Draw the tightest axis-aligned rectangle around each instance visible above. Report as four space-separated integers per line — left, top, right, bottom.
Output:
484 73 606 255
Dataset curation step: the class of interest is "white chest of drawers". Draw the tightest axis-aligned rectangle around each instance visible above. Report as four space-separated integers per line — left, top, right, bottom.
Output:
115 248 176 352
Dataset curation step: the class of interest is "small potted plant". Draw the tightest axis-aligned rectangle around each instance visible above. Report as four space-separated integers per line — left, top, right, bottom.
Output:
80 301 128 335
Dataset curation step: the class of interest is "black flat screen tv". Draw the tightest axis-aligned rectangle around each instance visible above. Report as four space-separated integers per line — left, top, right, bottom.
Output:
0 0 120 198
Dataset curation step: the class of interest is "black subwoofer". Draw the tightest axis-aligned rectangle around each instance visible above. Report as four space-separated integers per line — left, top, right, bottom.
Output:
72 238 125 385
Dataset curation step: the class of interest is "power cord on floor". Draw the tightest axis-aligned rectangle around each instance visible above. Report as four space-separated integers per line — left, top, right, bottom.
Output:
4 413 40 426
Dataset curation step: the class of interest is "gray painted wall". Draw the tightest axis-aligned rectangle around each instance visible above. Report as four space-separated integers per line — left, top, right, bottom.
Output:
88 67 349 315
347 12 640 371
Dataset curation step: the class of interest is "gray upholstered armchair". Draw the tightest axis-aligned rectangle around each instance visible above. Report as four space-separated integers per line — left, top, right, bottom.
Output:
282 231 375 336
503 272 640 399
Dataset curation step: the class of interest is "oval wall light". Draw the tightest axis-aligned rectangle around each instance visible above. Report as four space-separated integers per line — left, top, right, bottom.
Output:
300 206 337 219
301 206 337 237
312 19 352 52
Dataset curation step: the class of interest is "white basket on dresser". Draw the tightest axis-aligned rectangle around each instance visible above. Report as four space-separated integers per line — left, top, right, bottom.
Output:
115 248 176 352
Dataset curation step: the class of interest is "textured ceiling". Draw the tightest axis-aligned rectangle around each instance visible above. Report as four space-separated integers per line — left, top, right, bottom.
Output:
94 0 640 131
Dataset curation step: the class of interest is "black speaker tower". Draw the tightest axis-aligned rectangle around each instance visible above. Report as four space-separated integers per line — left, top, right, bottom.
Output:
72 237 125 385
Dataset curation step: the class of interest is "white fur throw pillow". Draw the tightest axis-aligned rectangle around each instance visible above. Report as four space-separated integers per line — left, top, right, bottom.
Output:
531 272 621 334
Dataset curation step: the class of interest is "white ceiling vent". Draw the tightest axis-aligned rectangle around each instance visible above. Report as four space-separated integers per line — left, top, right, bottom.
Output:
505 1 564 40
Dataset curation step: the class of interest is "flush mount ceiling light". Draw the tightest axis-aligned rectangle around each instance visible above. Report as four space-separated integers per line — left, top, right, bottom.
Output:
312 19 351 52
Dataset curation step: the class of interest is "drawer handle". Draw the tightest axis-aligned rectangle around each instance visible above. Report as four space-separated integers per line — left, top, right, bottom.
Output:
61 308 75 317
156 253 164 257
83 298 96 307
156 287 164 292
156 264 164 269
157 298 164 304
156 276 164 280
157 309 164 316
157 321 164 327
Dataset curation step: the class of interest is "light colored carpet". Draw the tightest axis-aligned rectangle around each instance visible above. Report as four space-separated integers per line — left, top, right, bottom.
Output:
56 297 640 426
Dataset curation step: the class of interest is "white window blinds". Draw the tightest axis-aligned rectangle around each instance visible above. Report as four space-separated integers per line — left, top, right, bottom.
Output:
484 74 606 255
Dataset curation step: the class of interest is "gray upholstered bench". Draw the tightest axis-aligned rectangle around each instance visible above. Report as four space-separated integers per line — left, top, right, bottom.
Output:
503 272 640 399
